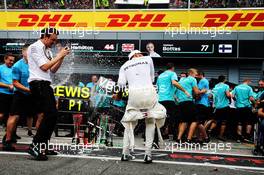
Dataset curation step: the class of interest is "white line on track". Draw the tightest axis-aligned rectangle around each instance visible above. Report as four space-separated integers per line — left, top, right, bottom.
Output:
6 141 264 158
102 146 264 158
1 151 264 172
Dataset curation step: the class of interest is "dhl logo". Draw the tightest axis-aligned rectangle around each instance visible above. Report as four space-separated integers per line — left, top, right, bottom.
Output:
202 13 264 27
96 14 180 27
99 13 264 28
6 14 88 28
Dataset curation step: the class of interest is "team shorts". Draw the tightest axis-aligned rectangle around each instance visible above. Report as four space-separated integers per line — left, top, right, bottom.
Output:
236 107 255 125
196 104 210 124
160 100 178 123
0 93 13 114
10 91 36 116
214 107 230 122
178 101 198 123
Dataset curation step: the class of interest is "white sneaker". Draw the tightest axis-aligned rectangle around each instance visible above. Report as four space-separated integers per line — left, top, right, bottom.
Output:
143 154 152 164
121 154 136 161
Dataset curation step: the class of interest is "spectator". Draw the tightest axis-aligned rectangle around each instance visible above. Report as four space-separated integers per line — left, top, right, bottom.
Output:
5 0 263 8
7 0 93 9
87 75 98 89
172 0 188 8
96 0 110 9
78 75 98 89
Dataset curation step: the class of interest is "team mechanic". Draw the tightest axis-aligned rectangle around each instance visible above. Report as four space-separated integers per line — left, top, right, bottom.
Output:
2 44 37 151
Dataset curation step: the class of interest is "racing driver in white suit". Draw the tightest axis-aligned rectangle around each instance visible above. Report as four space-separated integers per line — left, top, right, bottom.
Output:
113 50 167 163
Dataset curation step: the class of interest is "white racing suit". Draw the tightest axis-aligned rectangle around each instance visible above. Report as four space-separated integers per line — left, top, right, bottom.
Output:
121 86 166 156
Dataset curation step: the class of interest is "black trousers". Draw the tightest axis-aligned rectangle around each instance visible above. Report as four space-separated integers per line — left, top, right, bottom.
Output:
29 80 58 145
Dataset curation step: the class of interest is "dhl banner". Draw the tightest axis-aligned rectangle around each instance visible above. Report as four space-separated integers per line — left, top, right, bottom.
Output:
0 10 264 31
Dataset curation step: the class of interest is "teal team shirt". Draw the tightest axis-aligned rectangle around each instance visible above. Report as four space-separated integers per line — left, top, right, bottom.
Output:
255 90 264 100
156 70 178 102
196 78 210 107
78 82 86 87
113 100 125 107
12 58 30 94
233 83 254 108
87 82 95 89
176 76 197 103
0 64 13 95
78 82 96 89
212 83 230 109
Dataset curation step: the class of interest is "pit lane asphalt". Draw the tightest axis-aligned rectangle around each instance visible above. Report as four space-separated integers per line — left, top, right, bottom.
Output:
0 153 263 175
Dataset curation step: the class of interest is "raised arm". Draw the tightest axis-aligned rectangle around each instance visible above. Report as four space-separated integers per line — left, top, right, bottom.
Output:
50 48 70 73
172 80 190 97
30 46 69 72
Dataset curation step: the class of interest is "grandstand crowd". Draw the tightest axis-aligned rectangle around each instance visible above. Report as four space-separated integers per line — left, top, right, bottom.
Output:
1 0 263 9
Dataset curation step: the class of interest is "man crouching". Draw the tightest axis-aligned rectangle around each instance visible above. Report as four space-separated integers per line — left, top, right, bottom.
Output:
113 50 166 164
